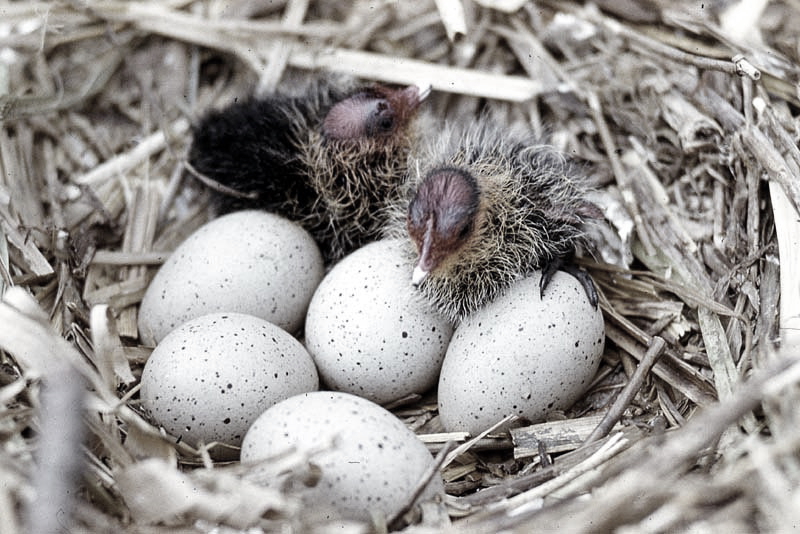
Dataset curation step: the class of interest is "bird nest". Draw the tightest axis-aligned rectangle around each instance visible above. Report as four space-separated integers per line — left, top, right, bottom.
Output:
2 0 800 532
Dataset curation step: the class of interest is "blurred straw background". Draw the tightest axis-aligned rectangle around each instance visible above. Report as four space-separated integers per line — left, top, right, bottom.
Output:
1 0 800 531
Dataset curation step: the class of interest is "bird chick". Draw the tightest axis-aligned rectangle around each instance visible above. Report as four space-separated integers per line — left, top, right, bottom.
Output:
388 121 601 322
188 77 429 262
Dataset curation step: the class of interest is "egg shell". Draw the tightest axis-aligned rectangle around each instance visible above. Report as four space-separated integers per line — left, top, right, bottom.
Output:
138 210 324 345
241 391 444 522
438 271 605 435
304 239 454 405
140 312 319 459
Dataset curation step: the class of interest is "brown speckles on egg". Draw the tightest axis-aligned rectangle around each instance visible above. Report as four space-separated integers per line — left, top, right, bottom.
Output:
437 271 605 435
138 211 324 344
139 313 319 461
305 239 453 405
241 392 443 522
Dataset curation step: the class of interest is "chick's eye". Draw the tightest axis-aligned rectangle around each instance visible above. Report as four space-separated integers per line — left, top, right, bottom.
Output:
377 116 394 132
457 222 472 240
367 111 394 135
364 99 396 136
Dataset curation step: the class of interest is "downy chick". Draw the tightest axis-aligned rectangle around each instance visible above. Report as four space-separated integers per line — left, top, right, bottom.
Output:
189 77 429 262
388 121 601 322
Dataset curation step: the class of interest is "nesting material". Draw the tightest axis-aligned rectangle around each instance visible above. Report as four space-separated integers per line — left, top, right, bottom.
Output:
1 1 800 532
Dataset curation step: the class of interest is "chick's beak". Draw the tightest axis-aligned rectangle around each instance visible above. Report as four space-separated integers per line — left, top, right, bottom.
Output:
411 264 429 287
396 82 432 114
412 218 436 287
414 82 432 102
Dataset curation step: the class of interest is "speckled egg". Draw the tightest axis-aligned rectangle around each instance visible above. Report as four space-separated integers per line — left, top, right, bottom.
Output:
140 312 319 460
304 239 453 405
138 210 324 345
438 271 605 435
241 391 444 522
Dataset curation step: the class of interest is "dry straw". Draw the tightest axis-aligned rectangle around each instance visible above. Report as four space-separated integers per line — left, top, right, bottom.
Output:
1 0 799 531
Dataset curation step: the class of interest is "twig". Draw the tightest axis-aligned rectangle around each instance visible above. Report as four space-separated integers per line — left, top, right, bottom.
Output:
434 0 468 41
442 415 517 469
182 160 261 200
73 118 190 187
388 440 456 529
288 47 543 101
584 336 666 444
586 7 761 80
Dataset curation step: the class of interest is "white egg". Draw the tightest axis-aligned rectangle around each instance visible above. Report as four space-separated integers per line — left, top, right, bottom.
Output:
138 210 324 345
140 312 319 460
304 239 453 405
241 391 444 522
438 271 605 435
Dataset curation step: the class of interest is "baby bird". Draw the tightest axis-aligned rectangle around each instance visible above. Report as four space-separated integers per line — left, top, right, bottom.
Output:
389 121 601 322
188 77 429 262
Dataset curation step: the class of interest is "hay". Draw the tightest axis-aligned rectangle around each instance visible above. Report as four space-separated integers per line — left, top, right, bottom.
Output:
1 0 799 531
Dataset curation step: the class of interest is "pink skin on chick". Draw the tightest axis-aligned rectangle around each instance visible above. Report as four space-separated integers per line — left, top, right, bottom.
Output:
323 83 431 142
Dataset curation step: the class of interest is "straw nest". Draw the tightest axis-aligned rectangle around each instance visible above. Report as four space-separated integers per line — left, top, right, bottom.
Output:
1 0 800 532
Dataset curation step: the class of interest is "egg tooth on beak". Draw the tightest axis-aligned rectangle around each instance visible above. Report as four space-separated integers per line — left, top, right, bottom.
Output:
414 82 433 102
412 264 429 286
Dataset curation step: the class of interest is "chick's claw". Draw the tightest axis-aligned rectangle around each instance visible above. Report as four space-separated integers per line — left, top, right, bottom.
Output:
539 259 599 309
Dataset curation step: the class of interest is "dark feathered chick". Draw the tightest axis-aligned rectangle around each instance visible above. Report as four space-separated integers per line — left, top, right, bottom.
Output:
188 77 429 262
388 121 601 322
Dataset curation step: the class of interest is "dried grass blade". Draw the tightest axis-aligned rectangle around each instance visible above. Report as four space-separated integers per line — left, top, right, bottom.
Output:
434 0 468 41
73 118 190 187
256 0 310 93
89 305 135 387
0 212 53 278
288 46 543 101
91 2 339 39
0 223 8 296
472 0 528 13
443 415 517 468
769 182 800 351
512 414 619 458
